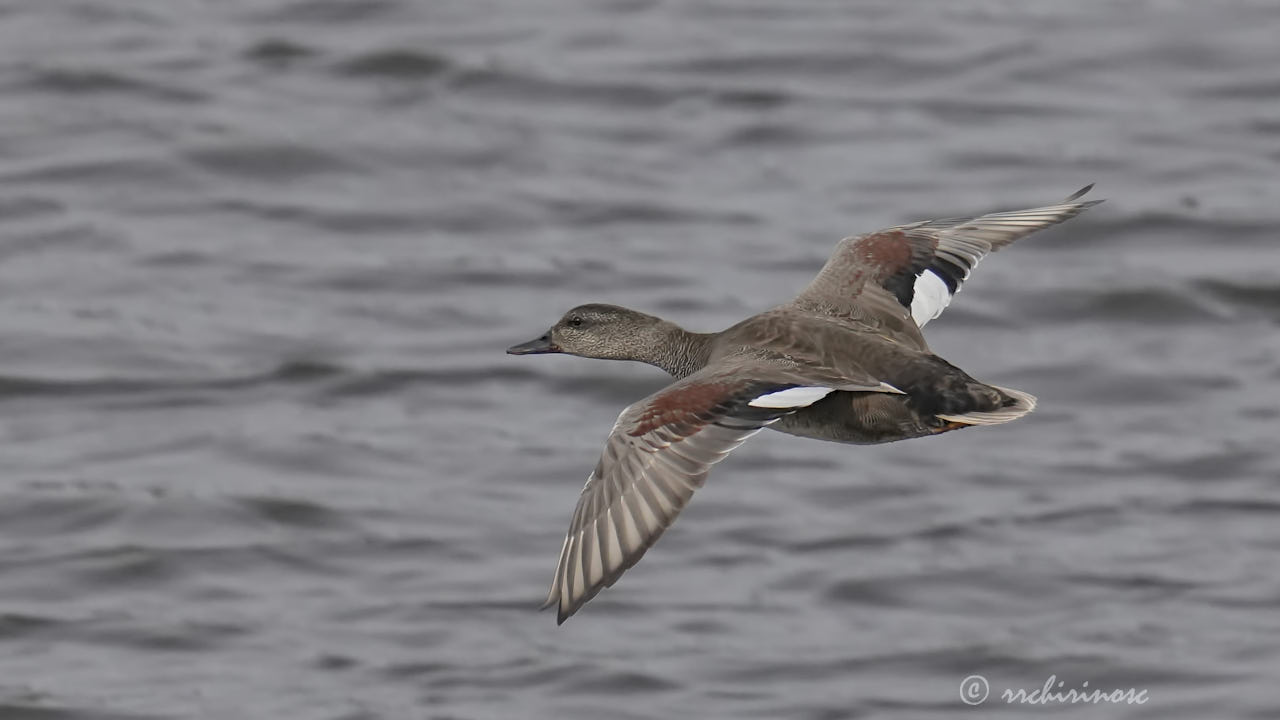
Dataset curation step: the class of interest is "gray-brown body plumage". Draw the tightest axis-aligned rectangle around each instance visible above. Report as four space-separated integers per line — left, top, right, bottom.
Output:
508 186 1103 622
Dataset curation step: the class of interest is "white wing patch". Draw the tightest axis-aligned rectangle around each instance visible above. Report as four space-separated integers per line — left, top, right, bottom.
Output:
748 386 835 409
910 270 953 327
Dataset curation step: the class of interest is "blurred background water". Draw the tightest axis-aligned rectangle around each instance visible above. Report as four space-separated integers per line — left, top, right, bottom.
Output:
1 0 1279 718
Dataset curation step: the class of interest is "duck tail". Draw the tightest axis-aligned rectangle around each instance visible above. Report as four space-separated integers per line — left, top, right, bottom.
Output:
935 384 1036 426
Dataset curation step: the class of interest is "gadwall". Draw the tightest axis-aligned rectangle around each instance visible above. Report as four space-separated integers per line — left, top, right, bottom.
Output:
509 186 1102 623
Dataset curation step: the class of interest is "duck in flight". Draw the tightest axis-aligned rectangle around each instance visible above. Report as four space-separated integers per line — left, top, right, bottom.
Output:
508 186 1102 623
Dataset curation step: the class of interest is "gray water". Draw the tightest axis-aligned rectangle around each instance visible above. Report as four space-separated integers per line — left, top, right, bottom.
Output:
1 1 1279 718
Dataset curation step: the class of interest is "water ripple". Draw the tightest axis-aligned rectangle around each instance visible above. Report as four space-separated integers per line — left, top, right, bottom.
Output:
2 1 1279 718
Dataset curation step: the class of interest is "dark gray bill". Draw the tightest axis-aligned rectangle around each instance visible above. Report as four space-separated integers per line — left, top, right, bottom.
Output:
506 333 559 355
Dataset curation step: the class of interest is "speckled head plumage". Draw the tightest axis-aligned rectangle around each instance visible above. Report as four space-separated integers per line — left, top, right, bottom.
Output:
506 303 666 360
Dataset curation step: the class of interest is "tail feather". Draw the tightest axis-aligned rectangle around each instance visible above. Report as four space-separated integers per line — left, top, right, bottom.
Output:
935 384 1036 426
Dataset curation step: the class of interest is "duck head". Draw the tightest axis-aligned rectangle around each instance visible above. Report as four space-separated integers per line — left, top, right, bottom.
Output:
507 304 664 360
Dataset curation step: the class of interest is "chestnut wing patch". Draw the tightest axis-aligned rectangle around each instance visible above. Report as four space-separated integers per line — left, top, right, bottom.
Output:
790 186 1102 327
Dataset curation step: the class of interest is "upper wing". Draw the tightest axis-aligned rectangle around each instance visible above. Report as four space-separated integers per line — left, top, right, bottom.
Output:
542 366 846 624
789 185 1103 329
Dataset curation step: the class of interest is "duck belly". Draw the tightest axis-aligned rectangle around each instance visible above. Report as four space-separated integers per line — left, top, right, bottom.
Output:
770 391 964 445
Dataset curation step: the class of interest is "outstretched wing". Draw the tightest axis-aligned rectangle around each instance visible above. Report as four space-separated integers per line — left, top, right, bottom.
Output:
542 367 845 624
789 185 1103 329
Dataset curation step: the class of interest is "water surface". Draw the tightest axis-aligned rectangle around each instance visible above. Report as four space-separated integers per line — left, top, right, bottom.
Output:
1 1 1279 718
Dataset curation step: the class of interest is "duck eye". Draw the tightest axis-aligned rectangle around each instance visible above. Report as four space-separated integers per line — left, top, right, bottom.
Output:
568 316 583 328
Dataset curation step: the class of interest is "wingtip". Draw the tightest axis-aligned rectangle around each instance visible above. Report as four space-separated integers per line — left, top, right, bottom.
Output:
547 598 573 625
539 599 569 625
1064 181 1095 202
1060 184 1105 216
540 590 575 625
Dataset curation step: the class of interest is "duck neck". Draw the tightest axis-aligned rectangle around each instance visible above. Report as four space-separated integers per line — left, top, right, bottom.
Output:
643 322 715 379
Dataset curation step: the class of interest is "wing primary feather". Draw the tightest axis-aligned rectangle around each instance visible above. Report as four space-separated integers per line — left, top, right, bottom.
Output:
585 520 604 588
541 533 570 610
629 487 663 536
1064 183 1094 202
570 535 586 613
602 508 623 572
560 535 578 614
615 495 644 554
